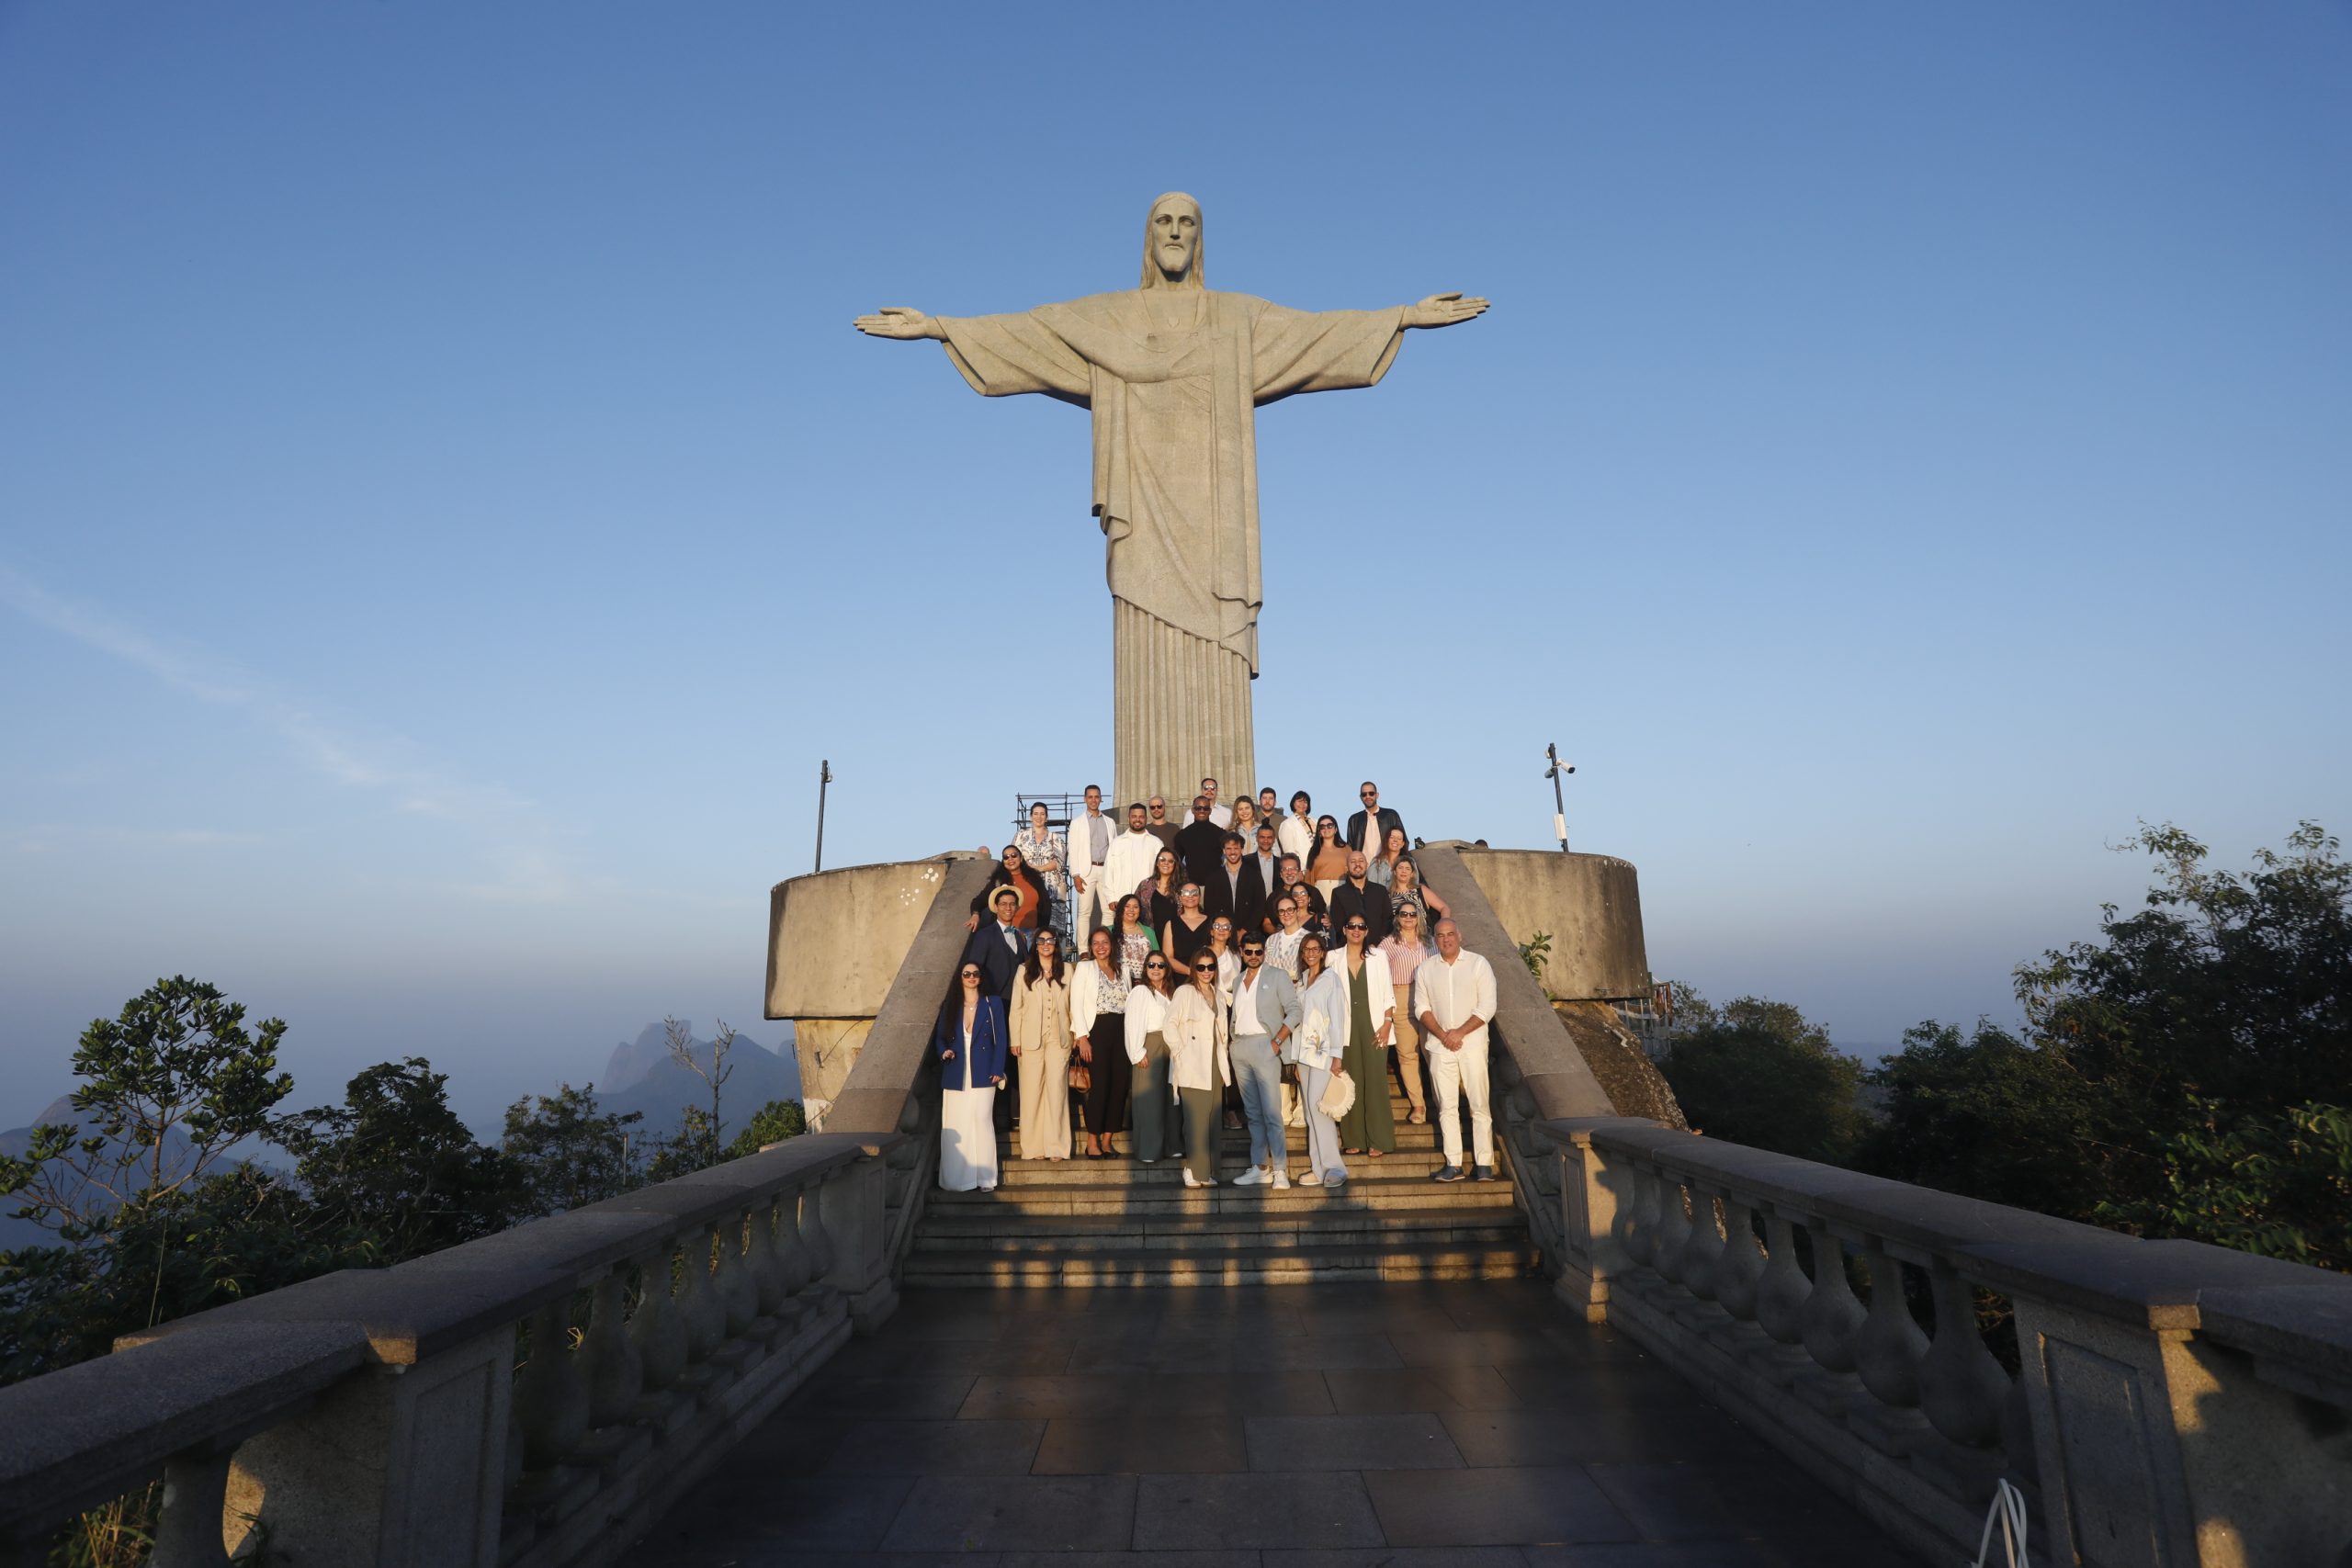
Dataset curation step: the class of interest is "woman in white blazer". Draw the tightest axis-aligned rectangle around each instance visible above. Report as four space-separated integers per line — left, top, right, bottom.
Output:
1329 908 1398 1157
1164 961 1233 1189
1285 933 1351 1187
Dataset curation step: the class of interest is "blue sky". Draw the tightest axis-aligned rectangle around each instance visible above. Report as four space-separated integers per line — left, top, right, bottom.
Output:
3 3 2346 1130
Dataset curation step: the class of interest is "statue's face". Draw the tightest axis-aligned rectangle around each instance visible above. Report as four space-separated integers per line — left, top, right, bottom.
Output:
1150 199 1199 281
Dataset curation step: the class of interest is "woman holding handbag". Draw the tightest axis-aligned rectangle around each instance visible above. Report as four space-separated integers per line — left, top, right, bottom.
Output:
1285 933 1351 1188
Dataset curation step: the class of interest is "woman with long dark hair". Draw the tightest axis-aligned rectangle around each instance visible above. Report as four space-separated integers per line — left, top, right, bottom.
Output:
967 841 1046 932
1307 815 1351 901
1166 955 1232 1188
1140 846 1182 931
932 960 1009 1191
1008 929 1072 1159
1287 934 1349 1188
1113 893 1159 987
1072 927 1132 1159
1332 909 1397 1160
1122 953 1179 1164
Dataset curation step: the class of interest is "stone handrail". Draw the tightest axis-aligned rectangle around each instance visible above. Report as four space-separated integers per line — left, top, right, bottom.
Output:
1541 1115 2352 1567
821 852 997 1273
0 1131 903 1568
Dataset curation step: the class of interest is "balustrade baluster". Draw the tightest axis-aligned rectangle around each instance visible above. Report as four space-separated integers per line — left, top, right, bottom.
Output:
582 1266 642 1427
748 1191 791 1316
1651 1174 1693 1286
798 1179 837 1286
149 1446 234 1568
1679 1184 1727 1301
1852 1247 1928 1407
1754 1212 1811 1345
1918 1265 2011 1449
1798 1223 1866 1372
1713 1197 1767 1321
679 1222 728 1360
717 1207 760 1336
514 1298 591 1470
1618 1163 1659 1268
777 1184 816 1295
628 1241 688 1393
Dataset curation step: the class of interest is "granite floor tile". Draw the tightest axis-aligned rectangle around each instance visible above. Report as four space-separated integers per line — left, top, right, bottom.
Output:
1244 1413 1464 1471
1363 1466 1634 1546
628 1474 916 1559
1033 1414 1249 1474
1519 1546 1789 1567
1585 1461 1894 1546
998 1554 1259 1568
1438 1406 1762 1468
1146 1332 1405 1372
1134 1471 1385 1551
1265 1550 1524 1568
878 1473 1139 1552
824 1418 1046 1474
1136 1369 1339 1416
1322 1364 1523 1414
1492 1359 1724 1415
1390 1328 1576 1368
960 1373 1132 1420
908 1337 1080 1376
791 1374 980 1420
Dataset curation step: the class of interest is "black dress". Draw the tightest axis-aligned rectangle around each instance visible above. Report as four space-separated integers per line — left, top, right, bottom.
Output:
1164 913 1213 978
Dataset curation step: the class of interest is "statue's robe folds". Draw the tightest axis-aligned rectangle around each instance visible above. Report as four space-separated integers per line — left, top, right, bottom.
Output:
935 289 1405 807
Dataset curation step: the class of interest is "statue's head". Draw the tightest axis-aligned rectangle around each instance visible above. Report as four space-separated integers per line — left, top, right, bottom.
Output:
1140 192 1204 290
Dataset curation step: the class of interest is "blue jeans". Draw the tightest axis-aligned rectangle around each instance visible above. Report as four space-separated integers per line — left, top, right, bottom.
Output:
1231 1033 1285 1170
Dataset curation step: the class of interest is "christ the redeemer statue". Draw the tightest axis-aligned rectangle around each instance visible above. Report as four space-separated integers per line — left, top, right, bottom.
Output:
855 192 1487 808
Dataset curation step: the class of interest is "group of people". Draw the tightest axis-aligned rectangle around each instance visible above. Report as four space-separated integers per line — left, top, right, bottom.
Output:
933 779 1500 1195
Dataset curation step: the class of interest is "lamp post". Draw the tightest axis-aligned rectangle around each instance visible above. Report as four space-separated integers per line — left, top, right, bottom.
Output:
1544 743 1575 852
814 760 832 872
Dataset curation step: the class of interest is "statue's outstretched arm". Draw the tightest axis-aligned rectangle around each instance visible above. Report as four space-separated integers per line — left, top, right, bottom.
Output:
1402 293 1489 329
853 307 944 341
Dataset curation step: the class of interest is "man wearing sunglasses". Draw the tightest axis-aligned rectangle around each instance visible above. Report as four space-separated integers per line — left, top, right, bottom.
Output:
1345 781 1406 854
1227 936 1300 1188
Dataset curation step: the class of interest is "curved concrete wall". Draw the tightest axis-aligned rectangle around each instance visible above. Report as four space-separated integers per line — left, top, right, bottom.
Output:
766 855 973 1021
1452 848 1648 1001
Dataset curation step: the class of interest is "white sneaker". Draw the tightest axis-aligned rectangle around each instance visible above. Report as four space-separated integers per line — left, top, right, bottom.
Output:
1272 1169 1292 1190
1233 1168 1268 1187
1182 1170 1199 1188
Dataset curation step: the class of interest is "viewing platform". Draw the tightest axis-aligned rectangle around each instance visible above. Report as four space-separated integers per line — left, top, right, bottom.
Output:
1 840 2346 1566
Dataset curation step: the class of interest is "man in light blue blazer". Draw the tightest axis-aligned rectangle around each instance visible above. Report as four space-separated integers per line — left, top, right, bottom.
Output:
1227 932 1302 1190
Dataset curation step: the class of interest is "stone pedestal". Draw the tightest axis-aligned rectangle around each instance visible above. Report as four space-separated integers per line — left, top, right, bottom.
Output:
1446 846 1649 1000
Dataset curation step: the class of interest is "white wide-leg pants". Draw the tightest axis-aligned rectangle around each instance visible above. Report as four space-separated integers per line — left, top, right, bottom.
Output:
1428 1038 1493 1169
940 1086 1000 1190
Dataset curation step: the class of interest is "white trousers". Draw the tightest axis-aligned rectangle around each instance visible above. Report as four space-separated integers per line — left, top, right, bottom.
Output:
1296 1062 1347 1182
1428 1037 1493 1169
1073 868 1111 940
940 1086 999 1190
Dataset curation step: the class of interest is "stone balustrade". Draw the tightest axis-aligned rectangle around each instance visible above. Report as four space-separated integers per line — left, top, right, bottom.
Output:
1541 1115 2352 1567
0 1132 902 1568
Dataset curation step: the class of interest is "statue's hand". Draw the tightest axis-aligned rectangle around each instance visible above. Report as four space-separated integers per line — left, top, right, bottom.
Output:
1405 293 1489 329
853 307 939 341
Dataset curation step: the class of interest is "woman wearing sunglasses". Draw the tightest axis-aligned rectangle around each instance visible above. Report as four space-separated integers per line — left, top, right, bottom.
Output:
1165 955 1232 1188
1333 912 1398 1159
933 960 1010 1191
1122 953 1180 1165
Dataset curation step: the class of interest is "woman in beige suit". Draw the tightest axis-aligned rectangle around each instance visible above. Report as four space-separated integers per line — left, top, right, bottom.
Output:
1007 930 1073 1159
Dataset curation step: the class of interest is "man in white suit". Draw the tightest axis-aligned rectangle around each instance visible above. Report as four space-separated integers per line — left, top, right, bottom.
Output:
1414 919 1499 1183
1102 800 1162 914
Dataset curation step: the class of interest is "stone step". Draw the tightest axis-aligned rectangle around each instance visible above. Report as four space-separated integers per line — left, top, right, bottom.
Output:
913 1208 1529 1254
926 1176 1520 1215
900 1239 1537 1288
981 1148 1488 1185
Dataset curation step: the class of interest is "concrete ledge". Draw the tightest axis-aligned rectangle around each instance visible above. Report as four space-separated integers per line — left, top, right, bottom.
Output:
0 1321 371 1537
1449 845 1649 999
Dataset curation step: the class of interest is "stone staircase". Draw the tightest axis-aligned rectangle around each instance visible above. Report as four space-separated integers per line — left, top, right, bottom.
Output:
903 1083 1535 1287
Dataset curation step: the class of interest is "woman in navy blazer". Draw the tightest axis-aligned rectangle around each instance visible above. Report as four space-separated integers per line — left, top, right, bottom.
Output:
934 961 1012 1191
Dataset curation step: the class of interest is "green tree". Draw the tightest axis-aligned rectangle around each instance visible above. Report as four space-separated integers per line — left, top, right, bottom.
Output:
2098 1099 2352 1270
724 1100 807 1159
1657 992 1865 1162
1856 1020 2101 1215
502 1084 642 1217
275 1058 514 1262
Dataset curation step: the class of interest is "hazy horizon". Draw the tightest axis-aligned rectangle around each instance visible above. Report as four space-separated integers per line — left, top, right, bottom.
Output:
4 3 2346 1132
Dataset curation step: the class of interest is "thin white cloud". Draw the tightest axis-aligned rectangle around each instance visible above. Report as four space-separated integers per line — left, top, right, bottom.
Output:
0 561 580 903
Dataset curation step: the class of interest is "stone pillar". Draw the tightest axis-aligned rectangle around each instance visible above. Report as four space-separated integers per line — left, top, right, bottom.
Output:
224 1328 509 1567
1544 1119 1656 1323
818 1156 897 1335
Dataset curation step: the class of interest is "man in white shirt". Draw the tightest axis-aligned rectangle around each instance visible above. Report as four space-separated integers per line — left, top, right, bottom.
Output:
1102 800 1162 913
1069 784 1115 940
1413 919 1498 1183
1200 776 1233 829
